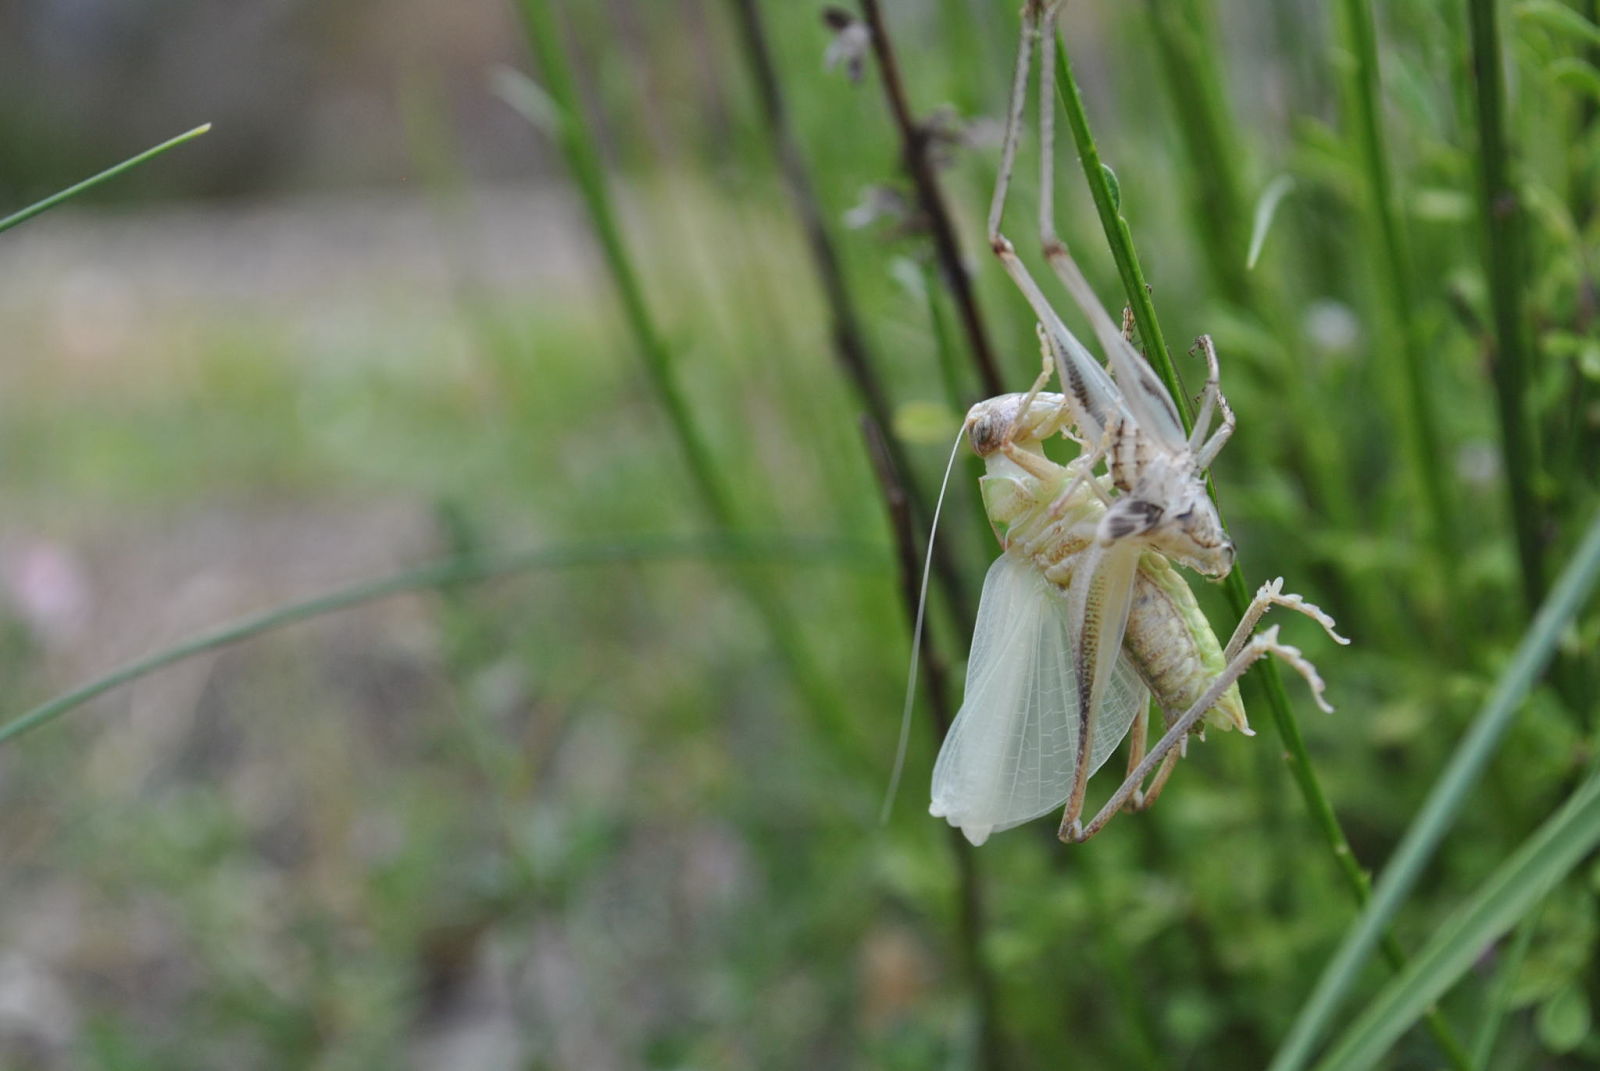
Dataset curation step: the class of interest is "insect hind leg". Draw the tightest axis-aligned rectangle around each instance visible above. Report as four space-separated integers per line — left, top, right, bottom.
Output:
1061 626 1331 843
1190 335 1237 465
1113 699 1181 814
1223 577 1350 666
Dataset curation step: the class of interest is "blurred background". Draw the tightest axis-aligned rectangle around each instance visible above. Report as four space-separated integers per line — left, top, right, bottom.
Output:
0 0 1597 1067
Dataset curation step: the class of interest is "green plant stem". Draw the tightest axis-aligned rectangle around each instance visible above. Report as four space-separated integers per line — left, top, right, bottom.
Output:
1336 0 1458 573
1052 39 1177 393
1469 0 1544 618
1053 25 1470 1068
512 0 842 729
1138 0 1380 641
0 535 881 748
0 124 211 235
1271 500 1600 1071
1141 0 1251 306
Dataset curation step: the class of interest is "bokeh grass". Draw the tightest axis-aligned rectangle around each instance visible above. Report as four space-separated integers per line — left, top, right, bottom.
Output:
1 1 1598 1068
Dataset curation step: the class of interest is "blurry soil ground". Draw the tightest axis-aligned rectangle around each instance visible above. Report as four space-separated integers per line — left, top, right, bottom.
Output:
0 191 813 1069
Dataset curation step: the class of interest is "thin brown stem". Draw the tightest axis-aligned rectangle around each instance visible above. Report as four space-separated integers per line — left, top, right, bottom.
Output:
857 0 1005 396
725 0 973 626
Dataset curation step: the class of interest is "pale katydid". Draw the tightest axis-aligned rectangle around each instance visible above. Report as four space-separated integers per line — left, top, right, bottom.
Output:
927 342 1346 846
920 0 1346 845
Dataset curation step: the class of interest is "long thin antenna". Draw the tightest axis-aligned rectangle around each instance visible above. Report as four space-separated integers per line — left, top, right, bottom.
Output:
880 426 968 824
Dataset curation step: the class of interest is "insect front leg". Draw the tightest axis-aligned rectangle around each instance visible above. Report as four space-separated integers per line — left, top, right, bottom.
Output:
1065 625 1332 843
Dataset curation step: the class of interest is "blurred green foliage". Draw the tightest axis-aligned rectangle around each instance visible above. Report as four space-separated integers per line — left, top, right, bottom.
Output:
1 0 1599 1067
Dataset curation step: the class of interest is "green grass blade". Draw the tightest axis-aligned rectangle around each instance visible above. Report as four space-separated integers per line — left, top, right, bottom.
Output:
1313 776 1600 1071
0 535 882 748
1141 0 1253 305
1469 900 1543 1067
1515 0 1600 48
1472 0 1546 616
509 0 848 730
1551 56 1600 100
1336 0 1458 571
0 124 211 236
1271 501 1600 1071
1246 176 1296 271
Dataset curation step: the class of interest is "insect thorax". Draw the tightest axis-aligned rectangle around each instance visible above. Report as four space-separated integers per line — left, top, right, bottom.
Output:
978 450 1102 565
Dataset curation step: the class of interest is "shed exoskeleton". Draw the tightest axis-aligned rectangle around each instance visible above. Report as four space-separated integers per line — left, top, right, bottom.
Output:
917 0 1347 845
929 381 1346 846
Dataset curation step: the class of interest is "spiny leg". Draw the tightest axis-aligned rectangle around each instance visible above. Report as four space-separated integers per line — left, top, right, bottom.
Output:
1116 697 1179 813
986 0 1044 250
1034 1 1063 252
1127 745 1183 813
1120 697 1184 812
1033 5 1125 355
1190 335 1237 465
1033 0 1066 262
1055 541 1141 841
1012 324 1058 425
986 3 1114 442
1223 577 1350 667
999 439 1068 484
1062 624 1331 842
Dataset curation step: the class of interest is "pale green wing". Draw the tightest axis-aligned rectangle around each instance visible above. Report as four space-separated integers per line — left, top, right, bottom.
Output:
930 554 1148 846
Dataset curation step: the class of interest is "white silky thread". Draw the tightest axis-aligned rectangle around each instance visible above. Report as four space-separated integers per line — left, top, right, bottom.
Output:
879 425 969 825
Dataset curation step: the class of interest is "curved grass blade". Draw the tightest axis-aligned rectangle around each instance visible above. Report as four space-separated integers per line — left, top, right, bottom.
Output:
1246 175 1296 271
1271 502 1600 1071
1514 0 1600 49
509 0 846 730
0 534 883 748
0 124 211 236
1313 775 1600 1071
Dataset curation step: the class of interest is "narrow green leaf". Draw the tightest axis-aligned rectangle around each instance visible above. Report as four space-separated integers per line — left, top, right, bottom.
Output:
1246 175 1295 270
1314 777 1600 1070
0 535 883 748
0 124 211 236
1100 162 1122 215
1550 57 1600 101
1515 0 1600 49
1536 985 1591 1055
1272 501 1600 1071
489 64 563 138
1469 907 1542 1068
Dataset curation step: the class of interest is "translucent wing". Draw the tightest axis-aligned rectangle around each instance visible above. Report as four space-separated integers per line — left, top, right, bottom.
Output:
930 554 1149 846
1051 252 1188 453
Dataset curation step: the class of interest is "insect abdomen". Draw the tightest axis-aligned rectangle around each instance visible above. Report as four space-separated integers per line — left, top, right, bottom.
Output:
1124 553 1248 733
